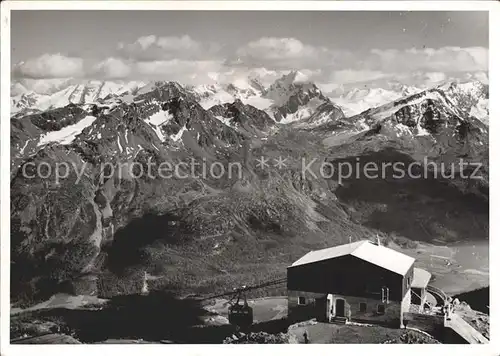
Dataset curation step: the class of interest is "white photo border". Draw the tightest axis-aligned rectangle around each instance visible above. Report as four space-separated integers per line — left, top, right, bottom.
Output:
1 2 498 356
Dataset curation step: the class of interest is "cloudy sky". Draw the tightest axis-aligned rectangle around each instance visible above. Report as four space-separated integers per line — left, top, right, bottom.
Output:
11 11 488 92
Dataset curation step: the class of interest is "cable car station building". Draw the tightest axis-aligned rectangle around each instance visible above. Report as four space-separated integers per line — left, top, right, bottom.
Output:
287 240 429 328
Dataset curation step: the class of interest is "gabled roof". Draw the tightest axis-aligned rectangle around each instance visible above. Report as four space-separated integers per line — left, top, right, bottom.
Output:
289 240 415 276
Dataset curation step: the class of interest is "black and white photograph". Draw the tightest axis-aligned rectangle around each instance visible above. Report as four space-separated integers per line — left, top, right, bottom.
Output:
0 1 497 352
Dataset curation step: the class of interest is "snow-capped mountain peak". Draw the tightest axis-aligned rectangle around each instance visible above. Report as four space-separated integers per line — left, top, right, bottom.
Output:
10 80 146 115
187 77 271 111
437 81 489 125
266 70 310 92
11 75 488 128
328 87 408 117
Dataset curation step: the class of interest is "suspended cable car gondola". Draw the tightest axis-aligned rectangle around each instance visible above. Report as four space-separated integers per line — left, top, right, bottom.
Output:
228 287 253 328
200 278 287 328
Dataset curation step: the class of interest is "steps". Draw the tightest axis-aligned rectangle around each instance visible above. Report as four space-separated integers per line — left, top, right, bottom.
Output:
330 317 347 325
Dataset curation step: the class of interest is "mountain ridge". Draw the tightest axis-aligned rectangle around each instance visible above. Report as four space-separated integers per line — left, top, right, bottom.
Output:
10 74 489 306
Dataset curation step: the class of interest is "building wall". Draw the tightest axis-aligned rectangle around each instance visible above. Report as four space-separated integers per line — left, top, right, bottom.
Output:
400 289 411 326
287 254 409 302
287 290 328 323
328 293 402 327
402 265 414 299
288 290 405 327
401 289 411 313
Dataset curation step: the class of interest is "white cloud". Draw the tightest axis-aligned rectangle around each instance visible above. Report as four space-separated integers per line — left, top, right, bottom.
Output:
117 35 214 61
213 67 287 87
92 58 132 79
135 59 225 85
474 71 489 84
367 47 488 73
330 70 388 85
423 72 447 84
12 53 84 79
10 36 489 93
235 37 335 70
237 37 318 61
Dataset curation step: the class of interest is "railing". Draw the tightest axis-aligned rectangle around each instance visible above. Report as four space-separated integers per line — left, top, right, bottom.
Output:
410 289 442 315
405 285 488 344
427 285 448 306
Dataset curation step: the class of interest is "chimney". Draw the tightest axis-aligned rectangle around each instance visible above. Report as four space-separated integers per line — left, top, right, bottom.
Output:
376 234 381 246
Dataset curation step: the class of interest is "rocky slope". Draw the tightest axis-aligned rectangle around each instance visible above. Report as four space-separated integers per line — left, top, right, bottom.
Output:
314 85 489 242
439 81 489 125
263 71 337 123
324 81 489 123
10 75 489 305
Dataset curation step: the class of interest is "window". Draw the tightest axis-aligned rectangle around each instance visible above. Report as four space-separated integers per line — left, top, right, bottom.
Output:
359 302 367 312
298 296 306 305
377 304 386 314
381 287 390 303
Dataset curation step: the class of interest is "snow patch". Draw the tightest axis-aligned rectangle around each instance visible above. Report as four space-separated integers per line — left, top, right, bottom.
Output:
331 88 403 116
38 115 97 146
416 124 431 137
280 107 313 124
117 136 123 153
144 110 173 141
134 144 144 158
145 109 173 126
214 115 234 127
194 82 271 110
381 122 413 138
470 98 489 125
171 125 187 142
19 140 30 154
364 90 457 124
307 112 332 127
355 118 370 131
279 98 324 124
242 96 273 110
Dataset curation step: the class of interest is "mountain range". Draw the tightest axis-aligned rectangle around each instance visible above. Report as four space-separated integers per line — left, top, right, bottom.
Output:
10 71 489 305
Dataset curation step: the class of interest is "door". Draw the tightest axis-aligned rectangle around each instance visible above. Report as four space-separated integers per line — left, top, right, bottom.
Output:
335 298 345 317
315 298 327 321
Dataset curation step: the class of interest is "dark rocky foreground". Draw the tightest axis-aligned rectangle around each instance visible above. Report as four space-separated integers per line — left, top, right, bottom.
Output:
10 291 290 344
11 290 444 344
